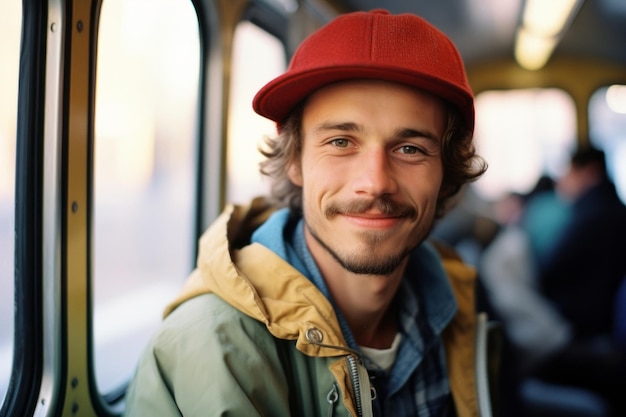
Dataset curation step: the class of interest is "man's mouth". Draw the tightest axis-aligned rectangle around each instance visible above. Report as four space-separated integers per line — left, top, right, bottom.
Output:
325 197 417 221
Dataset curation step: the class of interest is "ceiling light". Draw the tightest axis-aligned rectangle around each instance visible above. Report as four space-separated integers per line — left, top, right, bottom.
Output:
515 0 585 70
515 27 558 70
523 0 582 37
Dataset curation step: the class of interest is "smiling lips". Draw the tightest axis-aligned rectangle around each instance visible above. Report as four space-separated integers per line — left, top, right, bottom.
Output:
341 212 405 230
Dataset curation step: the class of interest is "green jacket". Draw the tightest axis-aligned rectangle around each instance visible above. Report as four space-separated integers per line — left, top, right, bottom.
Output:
124 199 481 417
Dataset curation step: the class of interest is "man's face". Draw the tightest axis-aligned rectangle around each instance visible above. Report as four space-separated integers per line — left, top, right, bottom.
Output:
288 80 446 276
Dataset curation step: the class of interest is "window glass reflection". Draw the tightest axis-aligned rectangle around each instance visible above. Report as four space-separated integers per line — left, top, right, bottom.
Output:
94 0 199 396
227 21 286 204
474 88 576 201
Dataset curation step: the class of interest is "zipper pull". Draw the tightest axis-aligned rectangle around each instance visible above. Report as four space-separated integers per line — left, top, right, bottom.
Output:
326 384 339 417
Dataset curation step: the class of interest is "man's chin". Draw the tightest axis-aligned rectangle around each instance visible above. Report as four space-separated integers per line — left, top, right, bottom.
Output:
334 251 409 276
307 221 413 275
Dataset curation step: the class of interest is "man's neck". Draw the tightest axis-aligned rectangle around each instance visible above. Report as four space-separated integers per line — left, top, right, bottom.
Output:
306 232 407 349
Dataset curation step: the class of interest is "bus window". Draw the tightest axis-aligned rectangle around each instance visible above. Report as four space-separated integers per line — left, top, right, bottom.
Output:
93 0 199 400
473 88 577 201
226 21 286 204
0 0 21 406
589 85 626 203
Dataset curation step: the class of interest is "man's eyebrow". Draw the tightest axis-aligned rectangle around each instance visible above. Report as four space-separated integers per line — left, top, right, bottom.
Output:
395 128 441 143
312 121 362 134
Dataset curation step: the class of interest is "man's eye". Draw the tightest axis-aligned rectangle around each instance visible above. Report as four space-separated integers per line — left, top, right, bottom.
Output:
330 138 350 148
397 145 420 155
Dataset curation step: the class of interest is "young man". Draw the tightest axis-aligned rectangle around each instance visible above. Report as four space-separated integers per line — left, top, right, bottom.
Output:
124 9 487 417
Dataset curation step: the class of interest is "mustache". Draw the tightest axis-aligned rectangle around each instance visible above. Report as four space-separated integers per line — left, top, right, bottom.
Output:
325 196 417 220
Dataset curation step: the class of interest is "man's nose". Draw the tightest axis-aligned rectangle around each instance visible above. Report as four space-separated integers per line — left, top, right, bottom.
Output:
352 149 398 197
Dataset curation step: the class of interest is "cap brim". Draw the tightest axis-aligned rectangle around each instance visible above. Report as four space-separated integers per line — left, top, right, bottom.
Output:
253 65 475 131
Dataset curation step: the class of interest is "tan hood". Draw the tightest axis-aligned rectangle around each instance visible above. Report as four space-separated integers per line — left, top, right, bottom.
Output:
163 198 349 357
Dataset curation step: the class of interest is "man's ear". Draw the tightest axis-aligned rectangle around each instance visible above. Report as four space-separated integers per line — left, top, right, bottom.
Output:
287 162 303 186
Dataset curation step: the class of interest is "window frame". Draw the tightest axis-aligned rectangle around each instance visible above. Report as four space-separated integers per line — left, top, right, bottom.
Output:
1 0 50 415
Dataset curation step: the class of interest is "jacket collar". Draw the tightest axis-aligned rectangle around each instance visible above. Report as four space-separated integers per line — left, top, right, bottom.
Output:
164 198 350 357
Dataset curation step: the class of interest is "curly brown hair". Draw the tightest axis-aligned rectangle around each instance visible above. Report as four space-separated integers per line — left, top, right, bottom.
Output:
259 102 487 218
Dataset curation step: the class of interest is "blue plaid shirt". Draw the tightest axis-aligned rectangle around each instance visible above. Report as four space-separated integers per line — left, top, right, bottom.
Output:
252 209 458 417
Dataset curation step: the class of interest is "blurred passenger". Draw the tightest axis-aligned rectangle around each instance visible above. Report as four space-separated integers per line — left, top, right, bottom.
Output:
534 145 626 416
521 175 572 268
540 146 626 340
473 179 573 417
480 190 571 370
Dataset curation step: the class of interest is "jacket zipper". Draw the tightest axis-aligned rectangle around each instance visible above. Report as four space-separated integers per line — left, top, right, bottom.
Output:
346 355 363 417
303 328 370 417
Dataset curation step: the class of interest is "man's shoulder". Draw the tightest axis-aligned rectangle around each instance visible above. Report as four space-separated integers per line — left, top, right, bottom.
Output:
155 293 267 349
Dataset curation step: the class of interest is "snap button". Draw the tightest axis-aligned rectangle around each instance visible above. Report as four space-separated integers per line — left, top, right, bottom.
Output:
306 327 324 344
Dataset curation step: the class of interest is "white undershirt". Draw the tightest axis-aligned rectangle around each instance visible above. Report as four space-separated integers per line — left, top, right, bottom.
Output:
359 333 403 372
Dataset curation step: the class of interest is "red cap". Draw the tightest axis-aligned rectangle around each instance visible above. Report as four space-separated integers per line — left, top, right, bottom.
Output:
253 9 475 132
